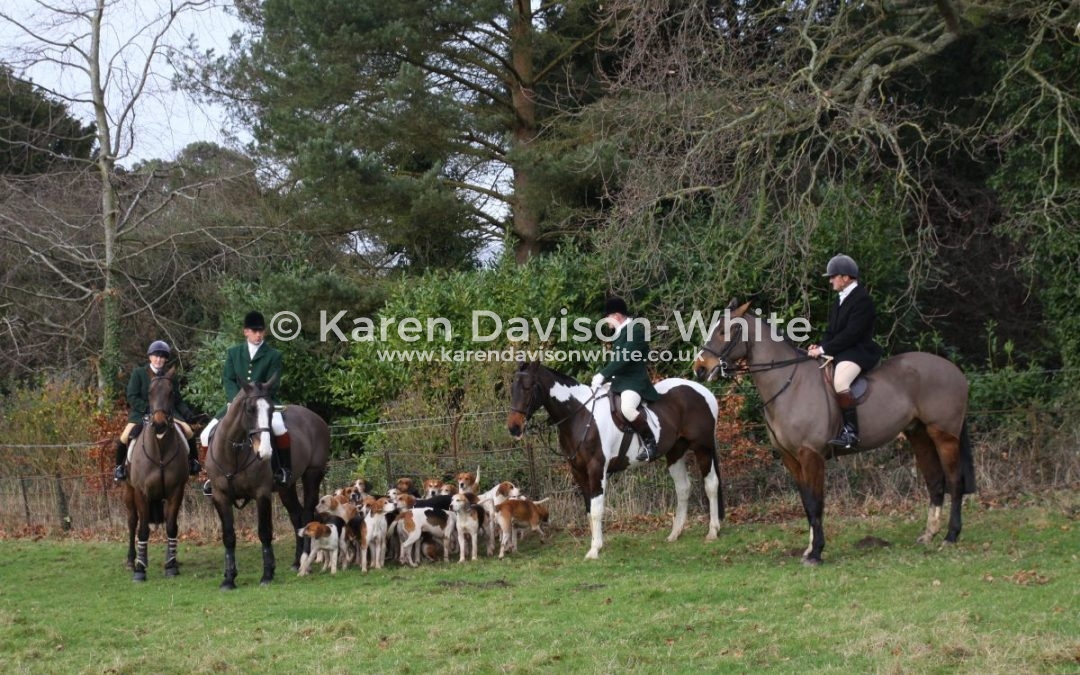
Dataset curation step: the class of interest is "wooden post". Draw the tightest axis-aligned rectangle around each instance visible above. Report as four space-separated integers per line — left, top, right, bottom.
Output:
54 472 72 531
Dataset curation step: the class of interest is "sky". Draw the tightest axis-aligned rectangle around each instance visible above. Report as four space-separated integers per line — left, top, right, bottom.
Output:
0 0 245 167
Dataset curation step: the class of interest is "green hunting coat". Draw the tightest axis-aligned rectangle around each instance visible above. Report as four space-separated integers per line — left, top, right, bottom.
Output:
598 319 660 401
126 365 192 423
215 341 283 418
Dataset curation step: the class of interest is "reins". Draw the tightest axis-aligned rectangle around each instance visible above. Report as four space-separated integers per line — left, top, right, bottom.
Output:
513 369 605 459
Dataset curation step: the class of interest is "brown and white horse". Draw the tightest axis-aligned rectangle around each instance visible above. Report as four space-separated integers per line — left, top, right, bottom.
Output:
506 360 724 559
693 299 975 564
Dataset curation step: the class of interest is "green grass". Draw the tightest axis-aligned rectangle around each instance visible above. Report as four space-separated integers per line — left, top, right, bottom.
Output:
0 492 1077 674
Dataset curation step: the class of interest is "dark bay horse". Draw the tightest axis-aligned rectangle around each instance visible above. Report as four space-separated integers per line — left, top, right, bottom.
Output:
122 367 188 582
205 375 329 589
692 300 975 564
506 360 724 559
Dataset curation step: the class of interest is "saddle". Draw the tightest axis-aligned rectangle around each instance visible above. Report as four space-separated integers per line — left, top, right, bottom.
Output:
608 392 645 432
821 363 871 404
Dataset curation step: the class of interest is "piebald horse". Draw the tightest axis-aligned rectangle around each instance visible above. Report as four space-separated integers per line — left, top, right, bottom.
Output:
506 360 724 559
205 375 330 589
121 367 189 581
693 299 975 565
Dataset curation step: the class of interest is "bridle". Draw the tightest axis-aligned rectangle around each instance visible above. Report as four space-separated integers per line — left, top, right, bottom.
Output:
147 374 176 435
510 366 604 457
698 321 745 380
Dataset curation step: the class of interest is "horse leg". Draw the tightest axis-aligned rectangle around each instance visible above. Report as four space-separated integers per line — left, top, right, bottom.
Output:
278 482 305 571
927 424 966 543
163 487 184 577
212 497 238 590
908 424 945 545
257 496 275 585
786 446 825 565
694 446 724 541
124 487 137 571
666 457 691 542
133 495 151 582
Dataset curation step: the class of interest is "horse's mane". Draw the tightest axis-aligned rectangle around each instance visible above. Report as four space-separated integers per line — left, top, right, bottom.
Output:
539 363 582 387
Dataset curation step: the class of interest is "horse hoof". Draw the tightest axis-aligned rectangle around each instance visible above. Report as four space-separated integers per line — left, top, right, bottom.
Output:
165 567 179 578
133 572 147 582
801 556 822 567
220 581 236 591
259 578 273 586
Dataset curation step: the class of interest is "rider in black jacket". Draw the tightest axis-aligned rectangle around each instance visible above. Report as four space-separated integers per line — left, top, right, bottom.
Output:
807 255 883 448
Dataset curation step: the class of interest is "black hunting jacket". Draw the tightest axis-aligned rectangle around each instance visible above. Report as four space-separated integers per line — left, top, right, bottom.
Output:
819 284 883 372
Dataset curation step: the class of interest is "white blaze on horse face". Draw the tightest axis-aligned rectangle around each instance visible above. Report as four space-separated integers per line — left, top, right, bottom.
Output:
254 398 273 460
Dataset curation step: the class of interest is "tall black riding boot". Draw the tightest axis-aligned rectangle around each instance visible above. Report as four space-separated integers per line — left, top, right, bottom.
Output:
629 415 659 463
272 432 292 486
827 390 860 449
113 439 128 481
187 437 202 476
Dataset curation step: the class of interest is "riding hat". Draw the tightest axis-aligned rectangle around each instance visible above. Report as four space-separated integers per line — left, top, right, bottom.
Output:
243 311 266 330
602 296 629 317
146 340 171 357
823 254 859 279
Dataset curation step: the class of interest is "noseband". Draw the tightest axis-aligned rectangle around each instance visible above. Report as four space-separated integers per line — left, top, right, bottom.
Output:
699 321 745 378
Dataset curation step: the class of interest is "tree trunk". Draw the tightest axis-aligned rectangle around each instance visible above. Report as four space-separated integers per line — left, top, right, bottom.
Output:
510 0 540 263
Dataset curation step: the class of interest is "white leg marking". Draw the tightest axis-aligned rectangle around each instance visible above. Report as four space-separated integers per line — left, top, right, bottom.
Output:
667 458 690 542
585 494 605 559
918 505 943 545
803 528 814 559
703 462 721 541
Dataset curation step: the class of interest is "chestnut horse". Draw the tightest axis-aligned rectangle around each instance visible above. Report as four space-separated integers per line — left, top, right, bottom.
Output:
122 367 188 581
693 299 975 564
506 360 724 560
204 375 329 589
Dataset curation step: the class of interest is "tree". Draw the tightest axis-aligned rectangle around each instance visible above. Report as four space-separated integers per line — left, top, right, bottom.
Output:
195 0 613 266
0 1 276 398
580 0 1079 365
0 65 95 174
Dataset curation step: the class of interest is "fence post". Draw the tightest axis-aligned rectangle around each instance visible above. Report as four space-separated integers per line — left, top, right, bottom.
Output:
54 472 71 532
20 475 32 526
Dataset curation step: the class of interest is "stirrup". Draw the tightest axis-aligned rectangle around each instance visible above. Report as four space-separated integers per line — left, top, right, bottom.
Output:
114 465 127 481
274 467 291 486
635 438 659 463
827 428 858 449
202 480 213 497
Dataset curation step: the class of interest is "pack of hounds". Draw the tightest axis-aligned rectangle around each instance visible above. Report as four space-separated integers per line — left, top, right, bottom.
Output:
296 470 550 576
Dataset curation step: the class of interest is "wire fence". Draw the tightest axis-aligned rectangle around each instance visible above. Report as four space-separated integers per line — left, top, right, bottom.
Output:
1 402 1076 538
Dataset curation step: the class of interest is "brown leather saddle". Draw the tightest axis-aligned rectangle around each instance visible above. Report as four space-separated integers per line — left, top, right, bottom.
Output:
821 362 871 404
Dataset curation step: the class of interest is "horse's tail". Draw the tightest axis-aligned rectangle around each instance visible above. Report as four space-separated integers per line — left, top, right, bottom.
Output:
149 499 165 525
959 420 976 495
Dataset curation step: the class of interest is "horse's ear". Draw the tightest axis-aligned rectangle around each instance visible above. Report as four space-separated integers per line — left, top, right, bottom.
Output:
735 301 752 317
517 361 529 372
726 298 739 311
265 371 280 390
165 366 177 380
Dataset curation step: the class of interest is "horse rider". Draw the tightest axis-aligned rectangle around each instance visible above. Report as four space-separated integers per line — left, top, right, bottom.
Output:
200 311 291 496
807 254 884 449
590 296 662 462
113 340 201 481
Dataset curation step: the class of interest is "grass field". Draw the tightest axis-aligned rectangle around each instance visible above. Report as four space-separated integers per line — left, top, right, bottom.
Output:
0 490 1076 674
